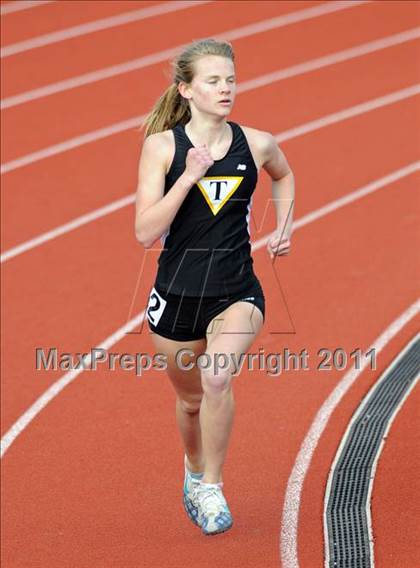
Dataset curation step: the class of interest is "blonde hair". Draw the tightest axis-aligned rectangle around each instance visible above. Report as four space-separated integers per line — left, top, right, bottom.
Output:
142 38 235 138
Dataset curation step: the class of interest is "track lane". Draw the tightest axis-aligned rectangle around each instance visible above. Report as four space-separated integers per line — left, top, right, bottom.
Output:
1 40 419 251
1 2 214 58
0 1 319 98
2 1 416 159
0 0 54 18
0 0 160 46
1 172 418 568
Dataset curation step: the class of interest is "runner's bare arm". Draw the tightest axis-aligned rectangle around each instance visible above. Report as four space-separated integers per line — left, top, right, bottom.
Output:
260 132 295 256
135 133 195 248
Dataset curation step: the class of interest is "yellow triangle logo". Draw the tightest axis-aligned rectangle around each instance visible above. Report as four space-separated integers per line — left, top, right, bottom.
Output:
196 177 244 215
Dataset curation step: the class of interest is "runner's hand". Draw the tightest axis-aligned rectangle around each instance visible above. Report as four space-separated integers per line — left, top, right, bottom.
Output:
184 145 214 184
267 231 291 258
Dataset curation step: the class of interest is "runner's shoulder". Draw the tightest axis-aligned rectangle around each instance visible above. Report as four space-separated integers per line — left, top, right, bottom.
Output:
238 124 276 167
142 129 175 170
240 124 275 150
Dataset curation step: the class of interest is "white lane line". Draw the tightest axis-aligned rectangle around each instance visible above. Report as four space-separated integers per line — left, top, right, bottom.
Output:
1 116 142 174
0 0 370 109
323 334 419 568
2 27 417 174
0 194 135 263
280 302 420 568
2 87 418 264
0 311 144 458
275 85 420 143
252 162 420 251
1 1 212 58
237 27 420 94
1 164 418 458
0 0 53 15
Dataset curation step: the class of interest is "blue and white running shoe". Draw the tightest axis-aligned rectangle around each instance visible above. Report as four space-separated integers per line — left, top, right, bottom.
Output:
195 482 233 535
183 455 204 526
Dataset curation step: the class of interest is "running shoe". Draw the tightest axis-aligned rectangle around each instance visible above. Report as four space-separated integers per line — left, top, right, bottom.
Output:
183 455 204 526
194 481 233 535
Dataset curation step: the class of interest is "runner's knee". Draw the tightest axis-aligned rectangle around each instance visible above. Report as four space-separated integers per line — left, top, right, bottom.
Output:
177 395 202 414
201 364 232 395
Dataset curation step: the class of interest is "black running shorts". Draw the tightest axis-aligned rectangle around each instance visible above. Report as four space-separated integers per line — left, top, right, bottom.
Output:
146 281 265 341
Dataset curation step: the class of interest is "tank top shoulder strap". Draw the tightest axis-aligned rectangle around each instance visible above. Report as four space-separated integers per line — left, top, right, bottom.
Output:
228 121 258 171
165 123 191 181
173 122 193 153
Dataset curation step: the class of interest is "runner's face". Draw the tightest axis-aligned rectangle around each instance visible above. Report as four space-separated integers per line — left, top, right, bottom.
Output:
188 55 236 116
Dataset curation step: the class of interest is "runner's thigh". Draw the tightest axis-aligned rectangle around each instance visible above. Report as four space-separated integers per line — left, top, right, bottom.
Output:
205 301 264 372
150 333 207 400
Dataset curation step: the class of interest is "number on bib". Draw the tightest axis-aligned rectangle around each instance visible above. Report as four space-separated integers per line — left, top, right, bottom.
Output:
146 287 167 326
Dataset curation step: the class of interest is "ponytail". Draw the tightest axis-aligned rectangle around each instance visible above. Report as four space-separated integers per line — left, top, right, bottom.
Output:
141 83 191 139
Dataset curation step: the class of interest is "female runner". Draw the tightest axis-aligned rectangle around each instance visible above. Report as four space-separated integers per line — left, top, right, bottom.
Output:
135 38 295 535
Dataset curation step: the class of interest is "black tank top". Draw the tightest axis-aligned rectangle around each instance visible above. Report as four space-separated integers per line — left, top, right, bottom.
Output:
154 120 260 297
